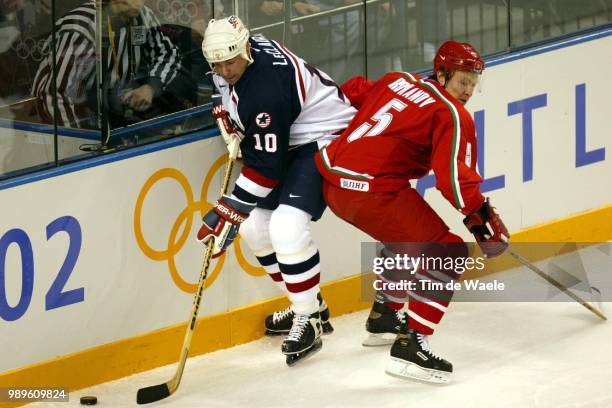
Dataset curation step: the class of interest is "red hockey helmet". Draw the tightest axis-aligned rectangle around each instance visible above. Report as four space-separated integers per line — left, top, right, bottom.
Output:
433 41 484 75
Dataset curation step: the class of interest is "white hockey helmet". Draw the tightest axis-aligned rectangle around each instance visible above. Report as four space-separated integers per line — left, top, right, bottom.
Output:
202 16 253 65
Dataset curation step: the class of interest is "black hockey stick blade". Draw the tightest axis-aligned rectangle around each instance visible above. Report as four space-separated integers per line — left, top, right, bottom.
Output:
136 383 170 404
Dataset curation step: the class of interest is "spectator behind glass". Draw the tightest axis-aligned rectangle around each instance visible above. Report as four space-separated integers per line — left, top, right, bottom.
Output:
0 0 27 87
248 0 285 41
365 0 403 80
0 0 25 18
302 0 361 83
143 0 229 106
31 0 195 129
0 0 26 175
247 1 322 46
419 0 448 66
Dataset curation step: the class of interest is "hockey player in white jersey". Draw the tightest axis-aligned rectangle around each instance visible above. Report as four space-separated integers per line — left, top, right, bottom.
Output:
197 15 356 365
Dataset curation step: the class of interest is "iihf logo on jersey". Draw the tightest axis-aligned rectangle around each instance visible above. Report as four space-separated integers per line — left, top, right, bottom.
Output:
256 112 272 128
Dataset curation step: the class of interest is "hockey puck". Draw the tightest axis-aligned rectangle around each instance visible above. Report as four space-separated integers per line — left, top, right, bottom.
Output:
80 396 97 405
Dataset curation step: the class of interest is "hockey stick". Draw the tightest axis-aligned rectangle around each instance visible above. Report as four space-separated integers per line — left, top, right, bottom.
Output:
507 248 607 321
136 107 240 405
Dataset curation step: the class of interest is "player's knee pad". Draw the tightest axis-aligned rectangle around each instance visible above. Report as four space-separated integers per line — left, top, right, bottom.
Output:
239 208 273 255
269 204 316 261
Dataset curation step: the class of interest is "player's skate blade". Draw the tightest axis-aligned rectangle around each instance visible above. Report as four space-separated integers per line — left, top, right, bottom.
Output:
285 338 322 366
266 321 333 336
385 357 451 384
265 328 287 336
362 332 397 347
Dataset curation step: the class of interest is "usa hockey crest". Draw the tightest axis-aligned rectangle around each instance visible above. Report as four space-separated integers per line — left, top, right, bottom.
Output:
228 15 239 29
256 112 272 128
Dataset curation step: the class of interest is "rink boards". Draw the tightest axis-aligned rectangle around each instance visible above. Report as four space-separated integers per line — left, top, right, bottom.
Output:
1 29 611 396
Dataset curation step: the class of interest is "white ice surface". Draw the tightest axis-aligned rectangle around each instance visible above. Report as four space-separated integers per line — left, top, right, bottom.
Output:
29 301 611 408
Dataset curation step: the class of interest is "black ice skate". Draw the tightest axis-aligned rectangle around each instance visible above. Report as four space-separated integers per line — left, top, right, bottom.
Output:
282 311 323 366
265 293 333 336
362 300 404 346
385 328 453 384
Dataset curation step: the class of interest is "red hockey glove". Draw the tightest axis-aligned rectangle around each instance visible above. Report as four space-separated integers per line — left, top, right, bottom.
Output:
197 195 255 257
463 198 509 258
212 95 236 135
212 94 242 159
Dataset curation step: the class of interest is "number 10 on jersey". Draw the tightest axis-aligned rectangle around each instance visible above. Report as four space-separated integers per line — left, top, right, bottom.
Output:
253 133 278 152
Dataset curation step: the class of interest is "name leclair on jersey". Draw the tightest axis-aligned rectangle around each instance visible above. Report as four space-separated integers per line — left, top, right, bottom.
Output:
251 35 288 66
387 77 436 108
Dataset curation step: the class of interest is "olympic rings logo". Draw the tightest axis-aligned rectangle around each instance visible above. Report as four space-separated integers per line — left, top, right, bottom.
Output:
134 154 266 294
155 0 198 26
12 37 49 61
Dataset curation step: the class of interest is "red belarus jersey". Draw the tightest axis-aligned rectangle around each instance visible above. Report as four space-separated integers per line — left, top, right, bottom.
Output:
315 71 485 215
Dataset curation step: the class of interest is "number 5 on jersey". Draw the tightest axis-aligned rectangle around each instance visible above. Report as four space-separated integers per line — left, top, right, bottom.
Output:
347 98 407 142
253 133 278 152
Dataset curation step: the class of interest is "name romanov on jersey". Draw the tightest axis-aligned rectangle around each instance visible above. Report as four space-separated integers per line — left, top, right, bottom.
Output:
387 77 436 108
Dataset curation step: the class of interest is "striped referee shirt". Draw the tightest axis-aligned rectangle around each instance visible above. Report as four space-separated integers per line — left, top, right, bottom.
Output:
32 0 182 128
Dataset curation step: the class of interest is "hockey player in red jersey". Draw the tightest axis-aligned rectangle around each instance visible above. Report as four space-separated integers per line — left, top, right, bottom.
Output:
315 41 510 383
